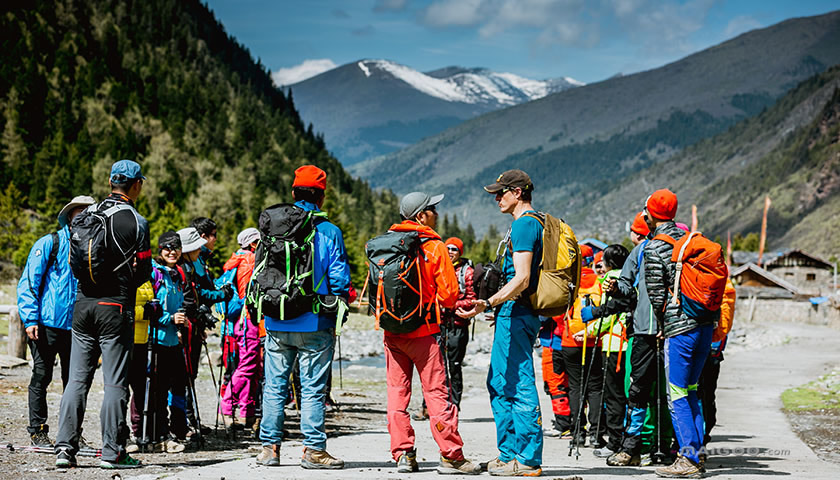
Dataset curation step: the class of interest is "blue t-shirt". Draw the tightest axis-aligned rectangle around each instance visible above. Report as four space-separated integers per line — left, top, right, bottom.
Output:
498 211 543 318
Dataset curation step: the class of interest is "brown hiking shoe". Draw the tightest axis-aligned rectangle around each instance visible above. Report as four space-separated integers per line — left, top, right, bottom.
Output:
411 407 429 421
655 455 703 478
488 458 542 476
607 451 641 466
438 455 481 475
256 445 280 466
301 447 344 469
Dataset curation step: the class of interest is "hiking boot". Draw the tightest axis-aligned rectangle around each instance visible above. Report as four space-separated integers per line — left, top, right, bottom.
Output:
218 413 235 429
482 457 507 473
256 445 280 466
397 449 419 473
607 451 641 466
488 458 542 476
30 429 53 448
55 448 76 468
640 453 653 466
655 455 703 478
301 447 344 469
559 429 573 440
438 455 481 475
411 407 429 421
125 437 140 454
165 438 186 453
590 435 606 448
593 446 616 458
100 453 142 469
543 428 560 437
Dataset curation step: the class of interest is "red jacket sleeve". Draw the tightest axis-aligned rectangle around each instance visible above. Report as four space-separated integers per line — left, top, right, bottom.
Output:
455 264 476 310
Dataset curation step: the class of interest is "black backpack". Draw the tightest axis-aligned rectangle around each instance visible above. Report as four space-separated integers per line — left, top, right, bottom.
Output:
69 203 139 287
365 230 435 334
246 203 326 320
473 232 510 301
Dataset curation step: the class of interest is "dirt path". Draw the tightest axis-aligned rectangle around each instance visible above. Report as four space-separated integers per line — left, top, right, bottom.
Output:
3 320 840 479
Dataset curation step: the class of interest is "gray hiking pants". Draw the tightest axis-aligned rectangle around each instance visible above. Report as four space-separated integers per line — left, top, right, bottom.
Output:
56 295 133 462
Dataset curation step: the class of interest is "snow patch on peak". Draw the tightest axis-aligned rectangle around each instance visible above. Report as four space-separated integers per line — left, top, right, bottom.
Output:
357 61 371 77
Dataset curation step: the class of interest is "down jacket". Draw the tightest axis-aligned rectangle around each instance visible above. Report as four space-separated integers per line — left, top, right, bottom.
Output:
644 221 715 338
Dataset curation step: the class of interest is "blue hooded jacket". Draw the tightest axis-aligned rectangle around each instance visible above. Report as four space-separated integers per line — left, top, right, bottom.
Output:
263 200 351 333
151 261 186 347
17 226 77 330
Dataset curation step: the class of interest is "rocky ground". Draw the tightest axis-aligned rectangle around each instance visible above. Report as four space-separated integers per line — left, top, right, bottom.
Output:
1 307 839 479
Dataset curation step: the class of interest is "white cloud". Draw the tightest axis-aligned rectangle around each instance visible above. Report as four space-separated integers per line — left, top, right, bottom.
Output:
423 0 485 27
271 59 337 86
418 0 717 53
724 15 762 39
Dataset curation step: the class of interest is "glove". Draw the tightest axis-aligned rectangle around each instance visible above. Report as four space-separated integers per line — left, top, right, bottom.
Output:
222 284 234 302
580 306 596 323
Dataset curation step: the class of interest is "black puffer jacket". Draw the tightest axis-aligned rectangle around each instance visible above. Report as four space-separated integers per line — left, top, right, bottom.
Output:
644 222 715 337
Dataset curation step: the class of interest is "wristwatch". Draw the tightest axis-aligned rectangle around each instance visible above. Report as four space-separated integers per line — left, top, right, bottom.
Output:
482 299 492 310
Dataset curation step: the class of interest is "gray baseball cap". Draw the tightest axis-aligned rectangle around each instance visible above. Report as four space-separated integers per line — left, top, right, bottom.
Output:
400 192 444 219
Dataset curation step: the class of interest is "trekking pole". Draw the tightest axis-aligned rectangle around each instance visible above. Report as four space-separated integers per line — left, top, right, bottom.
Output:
214 317 227 436
654 336 665 463
204 340 217 392
141 306 159 451
570 295 605 460
593 320 611 450
337 335 343 389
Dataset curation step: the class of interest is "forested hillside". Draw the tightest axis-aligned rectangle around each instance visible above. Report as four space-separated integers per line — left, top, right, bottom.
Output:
582 66 840 257
0 0 397 279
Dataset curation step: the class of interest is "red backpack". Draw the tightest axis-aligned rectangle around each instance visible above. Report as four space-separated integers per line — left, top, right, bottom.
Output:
653 231 729 319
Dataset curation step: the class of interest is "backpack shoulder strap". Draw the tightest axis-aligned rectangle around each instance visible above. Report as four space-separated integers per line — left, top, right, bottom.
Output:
633 239 648 288
652 233 675 245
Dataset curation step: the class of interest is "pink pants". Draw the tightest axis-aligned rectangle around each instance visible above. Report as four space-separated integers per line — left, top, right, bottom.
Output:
221 318 261 417
384 334 465 461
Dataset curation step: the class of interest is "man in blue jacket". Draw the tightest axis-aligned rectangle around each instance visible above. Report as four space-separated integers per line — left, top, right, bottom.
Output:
17 195 95 447
256 165 350 469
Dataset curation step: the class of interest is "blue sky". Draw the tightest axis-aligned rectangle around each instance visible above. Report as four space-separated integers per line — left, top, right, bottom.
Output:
205 0 838 85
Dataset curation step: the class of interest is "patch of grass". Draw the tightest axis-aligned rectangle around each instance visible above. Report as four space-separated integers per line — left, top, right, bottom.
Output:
782 371 840 412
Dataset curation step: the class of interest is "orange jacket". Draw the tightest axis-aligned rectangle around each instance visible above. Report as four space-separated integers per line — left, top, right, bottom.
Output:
223 249 256 299
713 278 736 343
561 267 601 348
384 220 458 339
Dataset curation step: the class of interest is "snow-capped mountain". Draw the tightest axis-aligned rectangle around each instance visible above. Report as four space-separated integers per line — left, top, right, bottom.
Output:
356 60 583 106
285 59 583 165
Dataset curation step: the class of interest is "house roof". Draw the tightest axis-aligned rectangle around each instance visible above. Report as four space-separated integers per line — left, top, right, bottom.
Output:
730 262 802 295
763 250 833 270
731 249 833 270
579 238 608 252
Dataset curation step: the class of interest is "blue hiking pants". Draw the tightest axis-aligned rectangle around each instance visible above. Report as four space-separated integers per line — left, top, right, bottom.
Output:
487 313 543 466
665 324 713 464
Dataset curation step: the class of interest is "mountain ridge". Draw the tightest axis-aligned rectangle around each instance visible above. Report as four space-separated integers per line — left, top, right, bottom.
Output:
287 59 583 165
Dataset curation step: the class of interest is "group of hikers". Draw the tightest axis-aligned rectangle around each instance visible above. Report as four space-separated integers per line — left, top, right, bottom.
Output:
17 159 734 477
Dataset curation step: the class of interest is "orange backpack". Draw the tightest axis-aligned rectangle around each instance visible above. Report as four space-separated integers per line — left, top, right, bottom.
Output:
653 231 729 319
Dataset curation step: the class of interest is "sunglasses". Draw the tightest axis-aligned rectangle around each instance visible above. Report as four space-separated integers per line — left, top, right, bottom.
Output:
447 246 460 252
160 244 181 251
424 205 437 213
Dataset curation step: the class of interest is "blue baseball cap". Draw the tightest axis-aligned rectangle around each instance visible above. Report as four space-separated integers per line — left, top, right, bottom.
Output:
109 159 146 182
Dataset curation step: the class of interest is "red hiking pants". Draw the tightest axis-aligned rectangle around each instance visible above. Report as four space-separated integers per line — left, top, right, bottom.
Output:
384 334 465 461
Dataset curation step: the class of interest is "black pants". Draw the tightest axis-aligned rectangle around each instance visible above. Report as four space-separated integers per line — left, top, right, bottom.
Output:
128 343 148 438
622 334 668 455
27 325 72 434
423 321 470 409
698 352 722 445
551 348 573 432
56 295 133 462
562 346 606 442
155 345 189 440
602 351 627 451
